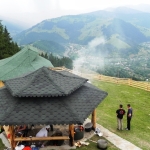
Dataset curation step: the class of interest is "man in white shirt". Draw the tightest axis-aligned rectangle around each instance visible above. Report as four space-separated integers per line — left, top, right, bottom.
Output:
36 125 50 147
36 125 50 137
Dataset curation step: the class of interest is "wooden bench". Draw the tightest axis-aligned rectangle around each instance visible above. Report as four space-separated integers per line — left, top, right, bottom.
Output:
14 136 70 141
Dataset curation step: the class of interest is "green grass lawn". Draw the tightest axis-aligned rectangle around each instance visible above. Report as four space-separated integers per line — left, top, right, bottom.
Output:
76 135 120 150
91 80 150 150
0 139 5 149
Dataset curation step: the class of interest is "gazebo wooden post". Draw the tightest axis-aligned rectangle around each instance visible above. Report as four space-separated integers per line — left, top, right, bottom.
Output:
9 125 16 150
91 109 96 130
69 124 74 146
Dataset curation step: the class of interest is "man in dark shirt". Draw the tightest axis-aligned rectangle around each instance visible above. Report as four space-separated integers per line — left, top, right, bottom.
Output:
16 125 28 137
116 104 126 130
126 104 132 130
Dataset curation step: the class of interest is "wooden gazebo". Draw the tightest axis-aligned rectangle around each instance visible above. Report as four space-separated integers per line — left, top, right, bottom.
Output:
0 67 108 150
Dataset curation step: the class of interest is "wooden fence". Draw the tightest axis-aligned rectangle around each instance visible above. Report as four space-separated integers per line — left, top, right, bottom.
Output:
0 67 150 92
75 72 150 92
51 67 150 92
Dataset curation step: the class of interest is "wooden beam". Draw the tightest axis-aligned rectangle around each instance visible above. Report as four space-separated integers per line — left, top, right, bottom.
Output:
69 124 74 146
9 126 16 150
91 109 96 130
14 136 69 141
0 81 4 87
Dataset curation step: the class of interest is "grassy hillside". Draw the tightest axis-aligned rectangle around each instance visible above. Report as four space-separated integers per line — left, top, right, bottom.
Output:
32 40 65 55
0 140 5 149
92 80 150 150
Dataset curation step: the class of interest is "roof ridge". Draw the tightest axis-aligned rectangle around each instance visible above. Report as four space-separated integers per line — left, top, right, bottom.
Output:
1 47 40 80
27 47 37 70
0 47 29 68
44 68 67 95
46 68 88 95
1 54 33 80
47 69 88 95
4 67 88 97
58 70 88 80
13 67 66 97
0 57 11 67
0 46 38 72
0 50 25 69
13 72 37 96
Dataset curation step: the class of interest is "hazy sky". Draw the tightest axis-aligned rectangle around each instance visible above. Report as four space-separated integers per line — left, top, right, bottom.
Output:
1 0 150 28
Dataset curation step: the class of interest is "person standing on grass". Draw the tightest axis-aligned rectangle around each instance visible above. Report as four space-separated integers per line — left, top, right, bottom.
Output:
116 104 126 130
126 104 132 130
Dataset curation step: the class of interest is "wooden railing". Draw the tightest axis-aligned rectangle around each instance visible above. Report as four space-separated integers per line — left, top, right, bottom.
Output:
75 73 150 92
14 136 70 142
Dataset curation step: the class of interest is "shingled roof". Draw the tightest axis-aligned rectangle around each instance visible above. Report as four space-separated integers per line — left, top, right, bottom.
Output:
0 45 53 80
0 67 108 125
4 67 88 97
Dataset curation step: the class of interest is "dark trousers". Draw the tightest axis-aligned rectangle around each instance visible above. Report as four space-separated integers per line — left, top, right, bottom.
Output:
50 125 53 131
127 117 131 130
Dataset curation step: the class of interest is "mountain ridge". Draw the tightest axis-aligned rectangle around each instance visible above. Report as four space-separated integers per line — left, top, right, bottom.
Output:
12 6 150 59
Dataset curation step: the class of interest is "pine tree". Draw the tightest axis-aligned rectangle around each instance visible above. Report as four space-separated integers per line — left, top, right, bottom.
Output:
40 53 73 69
0 21 20 59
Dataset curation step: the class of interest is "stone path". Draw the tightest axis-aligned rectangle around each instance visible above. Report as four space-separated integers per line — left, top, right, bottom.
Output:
95 122 142 150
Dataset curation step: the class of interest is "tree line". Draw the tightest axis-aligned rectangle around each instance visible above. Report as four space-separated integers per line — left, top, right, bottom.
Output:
40 53 73 69
0 21 20 59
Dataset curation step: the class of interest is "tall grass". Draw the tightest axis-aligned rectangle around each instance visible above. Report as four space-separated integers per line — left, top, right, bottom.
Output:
92 80 150 150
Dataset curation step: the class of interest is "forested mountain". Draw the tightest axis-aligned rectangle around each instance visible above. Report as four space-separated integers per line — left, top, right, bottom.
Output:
32 40 65 55
13 7 150 41
13 7 150 59
0 22 20 59
40 53 73 69
10 7 150 80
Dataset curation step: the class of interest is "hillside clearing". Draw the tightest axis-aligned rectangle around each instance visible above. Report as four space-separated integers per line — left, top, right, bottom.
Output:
92 80 150 150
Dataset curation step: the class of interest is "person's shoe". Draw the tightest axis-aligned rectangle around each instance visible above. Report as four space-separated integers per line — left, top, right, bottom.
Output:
125 128 129 130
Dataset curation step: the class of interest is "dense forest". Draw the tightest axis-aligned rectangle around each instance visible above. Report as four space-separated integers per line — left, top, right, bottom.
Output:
40 53 73 69
0 22 20 59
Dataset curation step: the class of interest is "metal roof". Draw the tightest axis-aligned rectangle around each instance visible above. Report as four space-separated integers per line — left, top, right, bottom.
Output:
0 45 53 80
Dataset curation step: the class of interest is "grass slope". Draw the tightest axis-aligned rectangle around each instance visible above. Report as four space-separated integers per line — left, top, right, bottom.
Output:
92 80 150 150
0 137 5 149
32 40 65 55
77 135 119 150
